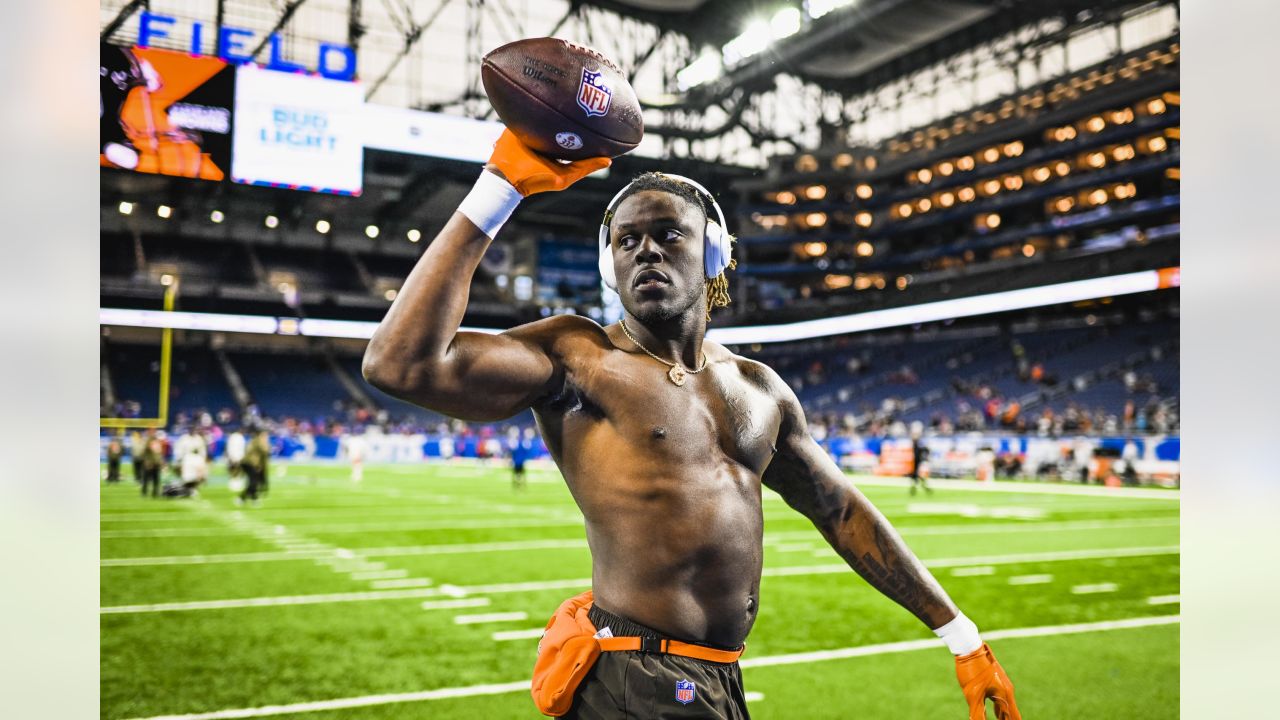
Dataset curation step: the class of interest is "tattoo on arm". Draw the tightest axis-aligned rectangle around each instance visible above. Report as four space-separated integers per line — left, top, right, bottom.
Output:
765 425 957 629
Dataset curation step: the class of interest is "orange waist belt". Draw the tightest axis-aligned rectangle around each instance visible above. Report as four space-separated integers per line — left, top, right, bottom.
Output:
530 590 744 716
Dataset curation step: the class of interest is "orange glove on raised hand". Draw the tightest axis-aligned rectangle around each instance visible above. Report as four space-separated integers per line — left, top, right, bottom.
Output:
955 643 1021 720
487 129 611 196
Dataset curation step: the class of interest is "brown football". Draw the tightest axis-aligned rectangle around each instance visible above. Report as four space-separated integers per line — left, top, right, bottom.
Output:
481 37 644 160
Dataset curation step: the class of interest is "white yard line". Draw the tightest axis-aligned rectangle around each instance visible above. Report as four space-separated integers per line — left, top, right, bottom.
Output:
421 598 490 611
454 612 529 625
744 692 765 702
951 566 996 577
102 518 1177 568
1071 582 1119 594
102 517 584 538
370 578 433 590
835 476 1180 500
491 628 546 641
101 545 1178 615
119 615 1179 720
1147 594 1180 605
1008 574 1055 585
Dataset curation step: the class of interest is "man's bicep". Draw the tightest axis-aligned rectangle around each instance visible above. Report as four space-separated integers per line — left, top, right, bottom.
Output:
434 328 561 416
761 386 854 528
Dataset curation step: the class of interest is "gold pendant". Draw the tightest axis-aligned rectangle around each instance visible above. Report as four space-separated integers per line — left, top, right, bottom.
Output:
667 365 687 386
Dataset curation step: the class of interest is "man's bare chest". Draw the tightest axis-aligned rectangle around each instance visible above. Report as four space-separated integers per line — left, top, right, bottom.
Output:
553 354 782 474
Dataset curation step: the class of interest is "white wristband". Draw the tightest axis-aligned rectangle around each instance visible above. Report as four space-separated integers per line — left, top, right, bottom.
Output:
933 612 983 656
458 170 522 239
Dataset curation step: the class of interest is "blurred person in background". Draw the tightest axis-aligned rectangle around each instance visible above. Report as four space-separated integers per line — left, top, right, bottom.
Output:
225 427 246 481
909 428 933 495
139 434 164 498
510 426 535 491
344 428 367 483
105 437 124 483
129 430 146 484
237 428 270 507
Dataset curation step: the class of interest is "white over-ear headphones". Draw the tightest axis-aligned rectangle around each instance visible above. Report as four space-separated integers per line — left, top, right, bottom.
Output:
597 173 734 291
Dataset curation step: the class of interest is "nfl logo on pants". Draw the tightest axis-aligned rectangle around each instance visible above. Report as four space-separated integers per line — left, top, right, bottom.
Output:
675 678 696 705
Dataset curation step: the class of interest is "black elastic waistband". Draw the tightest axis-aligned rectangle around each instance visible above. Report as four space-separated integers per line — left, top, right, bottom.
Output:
587 603 739 652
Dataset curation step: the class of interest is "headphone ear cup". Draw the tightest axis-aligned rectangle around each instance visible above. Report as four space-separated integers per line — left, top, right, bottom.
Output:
704 221 730 278
598 232 618 291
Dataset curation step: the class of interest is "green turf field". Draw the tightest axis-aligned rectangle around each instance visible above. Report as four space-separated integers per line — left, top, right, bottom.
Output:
101 463 1179 719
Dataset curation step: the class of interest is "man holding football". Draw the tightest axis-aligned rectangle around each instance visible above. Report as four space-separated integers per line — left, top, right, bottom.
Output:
363 129 1020 718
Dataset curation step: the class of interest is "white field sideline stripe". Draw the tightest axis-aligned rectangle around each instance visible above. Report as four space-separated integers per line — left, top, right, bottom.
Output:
839 476 1180 500
738 615 1181 669
454 612 528 625
120 615 1179 720
100 545 1177 615
492 628 547 641
102 518 1177 567
101 517 584 538
1147 594 1180 605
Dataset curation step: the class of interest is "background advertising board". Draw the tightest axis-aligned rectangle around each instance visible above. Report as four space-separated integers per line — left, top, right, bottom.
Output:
231 64 363 195
361 104 504 163
99 43 235 180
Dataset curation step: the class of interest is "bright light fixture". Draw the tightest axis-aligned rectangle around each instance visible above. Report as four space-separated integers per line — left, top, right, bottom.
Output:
676 49 723 91
210 210 225 223
315 219 331 234
157 205 172 219
771 7 802 39
407 229 422 242
365 225 380 239
722 20 772 66
265 215 279 229
118 201 134 215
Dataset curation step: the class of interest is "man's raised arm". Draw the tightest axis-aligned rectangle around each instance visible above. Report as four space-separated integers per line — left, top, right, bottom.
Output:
361 131 609 421
761 375 1022 720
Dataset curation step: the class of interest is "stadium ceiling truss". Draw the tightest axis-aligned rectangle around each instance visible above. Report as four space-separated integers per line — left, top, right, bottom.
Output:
100 0 1176 166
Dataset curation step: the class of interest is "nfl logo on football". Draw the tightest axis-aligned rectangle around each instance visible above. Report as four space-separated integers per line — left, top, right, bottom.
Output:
576 68 613 117
675 678 696 705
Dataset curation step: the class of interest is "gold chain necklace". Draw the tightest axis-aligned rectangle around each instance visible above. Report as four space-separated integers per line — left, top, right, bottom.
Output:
619 319 708 387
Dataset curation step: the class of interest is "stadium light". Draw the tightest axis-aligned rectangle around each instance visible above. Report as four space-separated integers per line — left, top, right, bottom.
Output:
807 0 855 20
365 225 380 239
265 215 279 229
854 211 873 227
722 21 770 66
157 205 172 219
854 183 873 200
159 274 174 287
855 241 874 257
771 7 802 38
315 219 331 234
676 48 723 91
804 185 827 200
1023 243 1036 257
802 241 827 256
775 190 797 205
384 288 397 301
804 212 827 227
118 201 134 215
210 210 225 224
407 228 422 242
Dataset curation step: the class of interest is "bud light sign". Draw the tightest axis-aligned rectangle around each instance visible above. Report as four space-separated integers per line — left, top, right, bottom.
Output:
231 64 363 195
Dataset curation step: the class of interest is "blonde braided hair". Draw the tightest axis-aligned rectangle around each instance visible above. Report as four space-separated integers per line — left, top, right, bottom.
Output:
705 258 737 319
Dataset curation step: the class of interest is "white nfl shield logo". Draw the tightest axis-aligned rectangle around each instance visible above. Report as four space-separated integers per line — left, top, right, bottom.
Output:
576 68 613 117
675 678 696 705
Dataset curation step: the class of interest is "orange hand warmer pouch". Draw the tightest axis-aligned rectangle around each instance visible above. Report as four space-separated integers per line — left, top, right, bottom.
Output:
530 591 602 716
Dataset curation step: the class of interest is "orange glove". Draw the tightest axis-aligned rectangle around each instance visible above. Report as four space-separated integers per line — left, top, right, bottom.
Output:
487 129 611 196
955 643 1021 719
